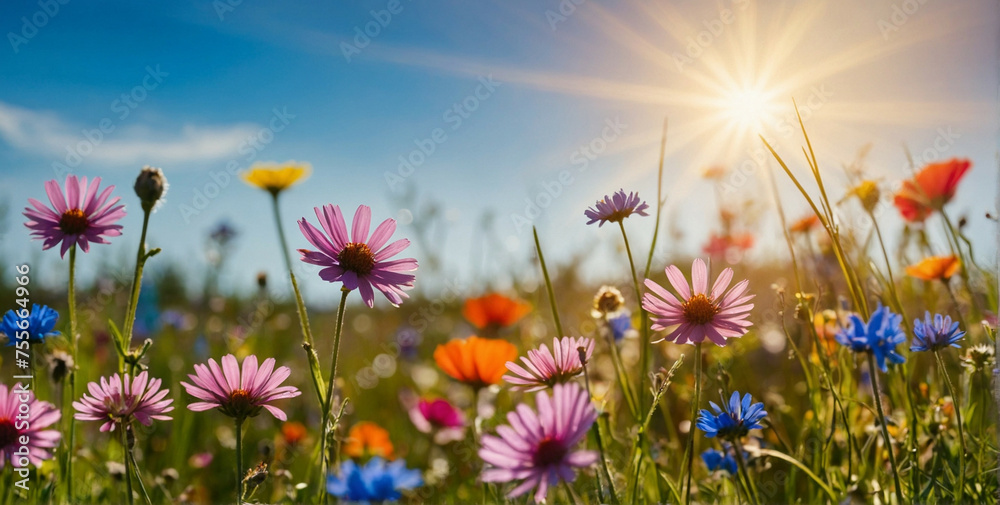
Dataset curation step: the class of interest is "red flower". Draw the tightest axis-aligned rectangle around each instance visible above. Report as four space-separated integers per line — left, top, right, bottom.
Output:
702 232 754 262
893 158 971 222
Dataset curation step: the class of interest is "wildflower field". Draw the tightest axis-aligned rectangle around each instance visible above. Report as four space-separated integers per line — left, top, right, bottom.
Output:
0 1 998 504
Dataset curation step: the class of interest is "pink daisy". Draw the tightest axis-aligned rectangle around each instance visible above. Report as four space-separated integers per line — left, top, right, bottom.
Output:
584 189 649 227
642 258 754 346
0 383 61 468
479 382 598 503
297 204 417 308
181 354 301 421
504 337 595 392
409 398 466 444
23 175 126 257
73 371 174 432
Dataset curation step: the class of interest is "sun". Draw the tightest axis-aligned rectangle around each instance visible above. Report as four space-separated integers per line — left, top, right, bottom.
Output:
719 83 781 134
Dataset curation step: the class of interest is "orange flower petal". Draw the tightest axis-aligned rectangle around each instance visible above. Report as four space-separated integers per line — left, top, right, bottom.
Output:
343 421 394 459
462 293 532 329
905 255 961 281
434 336 518 386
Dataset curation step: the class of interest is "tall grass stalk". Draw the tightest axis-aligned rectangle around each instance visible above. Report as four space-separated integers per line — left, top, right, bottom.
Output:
934 349 966 502
867 353 905 504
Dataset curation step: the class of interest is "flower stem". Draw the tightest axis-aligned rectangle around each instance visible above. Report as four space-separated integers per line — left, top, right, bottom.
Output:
319 289 350 500
128 446 153 505
601 323 639 419
271 192 295 274
121 428 134 505
120 207 152 374
532 227 564 337
934 350 966 502
683 343 703 505
291 272 326 407
732 440 759 505
235 417 244 505
581 357 620 505
618 221 650 414
65 245 78 504
867 353 904 504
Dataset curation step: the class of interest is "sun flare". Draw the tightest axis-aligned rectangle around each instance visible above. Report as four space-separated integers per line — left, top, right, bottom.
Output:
719 83 781 135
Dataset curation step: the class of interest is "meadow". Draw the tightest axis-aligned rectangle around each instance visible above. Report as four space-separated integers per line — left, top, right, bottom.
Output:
0 119 997 505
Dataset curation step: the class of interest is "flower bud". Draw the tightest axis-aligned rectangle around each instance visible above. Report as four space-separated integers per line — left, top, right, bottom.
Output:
134 165 168 212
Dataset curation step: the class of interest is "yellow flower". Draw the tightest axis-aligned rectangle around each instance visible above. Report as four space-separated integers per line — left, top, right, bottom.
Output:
848 180 880 213
241 161 311 195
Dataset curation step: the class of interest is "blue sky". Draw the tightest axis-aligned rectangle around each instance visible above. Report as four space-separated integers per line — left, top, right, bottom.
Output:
0 0 997 306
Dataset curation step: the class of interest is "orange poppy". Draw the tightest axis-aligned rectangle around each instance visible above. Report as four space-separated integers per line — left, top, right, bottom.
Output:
434 336 518 387
905 255 960 281
893 158 971 222
462 293 532 330
281 421 307 446
343 421 394 459
789 214 820 234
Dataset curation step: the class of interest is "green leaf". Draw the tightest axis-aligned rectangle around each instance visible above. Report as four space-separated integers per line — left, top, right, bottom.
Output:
758 448 838 503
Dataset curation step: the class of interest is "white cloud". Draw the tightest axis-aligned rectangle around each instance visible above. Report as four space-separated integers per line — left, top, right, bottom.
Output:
0 101 260 168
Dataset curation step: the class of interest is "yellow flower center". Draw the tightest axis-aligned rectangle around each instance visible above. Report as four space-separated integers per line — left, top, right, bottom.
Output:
59 208 88 234
682 294 719 325
338 242 376 275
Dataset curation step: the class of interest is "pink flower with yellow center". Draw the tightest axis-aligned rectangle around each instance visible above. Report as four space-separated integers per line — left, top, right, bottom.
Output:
642 258 754 346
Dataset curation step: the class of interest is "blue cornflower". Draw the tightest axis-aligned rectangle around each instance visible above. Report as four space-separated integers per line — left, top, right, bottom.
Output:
1 304 59 346
911 311 965 352
327 457 422 503
697 391 767 441
834 304 907 372
609 312 632 342
702 446 738 475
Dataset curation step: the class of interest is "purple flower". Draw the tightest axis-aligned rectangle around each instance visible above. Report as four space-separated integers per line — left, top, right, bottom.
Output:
479 382 598 503
298 204 417 308
643 258 754 346
73 371 174 432
504 337 595 392
181 354 301 421
584 189 649 227
0 383 61 468
23 175 126 257
911 311 965 352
